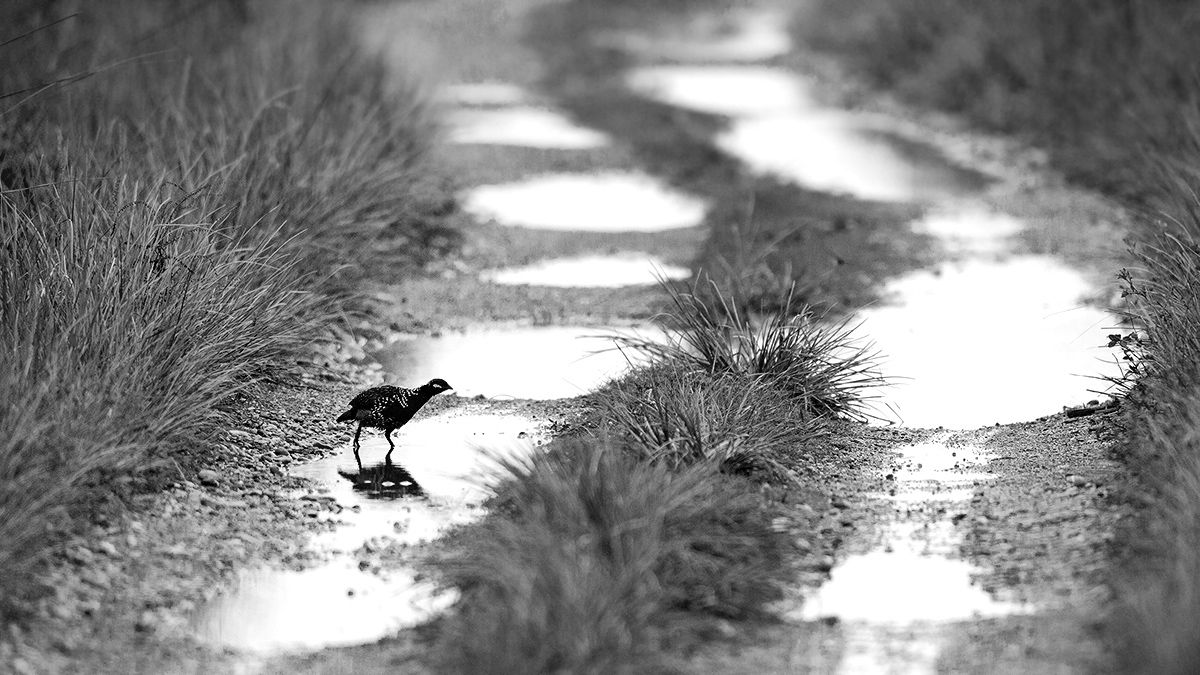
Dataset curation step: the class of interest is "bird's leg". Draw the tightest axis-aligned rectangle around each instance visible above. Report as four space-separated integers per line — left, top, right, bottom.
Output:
384 428 395 462
353 423 364 471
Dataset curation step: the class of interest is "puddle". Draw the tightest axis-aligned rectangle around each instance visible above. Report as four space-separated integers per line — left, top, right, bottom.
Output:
191 412 545 654
857 254 1119 429
600 9 792 62
627 65 806 117
462 172 707 232
373 325 655 399
626 66 984 201
482 253 690 287
794 436 1029 673
449 107 610 149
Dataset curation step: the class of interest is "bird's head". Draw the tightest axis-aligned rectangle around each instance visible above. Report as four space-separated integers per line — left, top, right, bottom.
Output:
425 378 453 394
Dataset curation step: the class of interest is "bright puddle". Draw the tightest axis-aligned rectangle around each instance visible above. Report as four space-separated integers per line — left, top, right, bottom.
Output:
449 107 610 149
373 325 653 400
626 65 987 202
191 413 544 654
795 437 1028 674
482 253 690 287
462 172 707 232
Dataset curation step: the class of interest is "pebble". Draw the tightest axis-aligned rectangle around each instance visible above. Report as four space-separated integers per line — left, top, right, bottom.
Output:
96 541 118 557
197 469 220 486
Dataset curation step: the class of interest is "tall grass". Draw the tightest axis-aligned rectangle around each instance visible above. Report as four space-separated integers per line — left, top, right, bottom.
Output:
434 438 791 675
0 0 450 612
1109 169 1200 674
595 363 816 480
610 279 885 421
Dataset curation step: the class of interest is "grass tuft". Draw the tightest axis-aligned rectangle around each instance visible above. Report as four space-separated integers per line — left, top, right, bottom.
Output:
595 363 816 480
433 437 790 675
611 278 885 422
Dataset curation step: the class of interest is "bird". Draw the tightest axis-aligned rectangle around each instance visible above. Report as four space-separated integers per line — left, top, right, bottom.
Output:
335 378 453 467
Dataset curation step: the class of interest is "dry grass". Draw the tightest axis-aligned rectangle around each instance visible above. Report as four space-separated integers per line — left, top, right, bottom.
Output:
433 437 791 675
610 278 885 421
0 0 451 613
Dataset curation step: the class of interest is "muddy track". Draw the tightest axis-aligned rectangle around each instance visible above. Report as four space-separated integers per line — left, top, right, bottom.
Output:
4 0 1137 673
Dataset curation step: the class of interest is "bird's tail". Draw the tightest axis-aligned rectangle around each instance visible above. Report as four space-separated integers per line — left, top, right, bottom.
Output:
336 409 357 423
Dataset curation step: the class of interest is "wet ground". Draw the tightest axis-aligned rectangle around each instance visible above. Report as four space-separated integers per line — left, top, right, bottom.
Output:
7 0 1134 673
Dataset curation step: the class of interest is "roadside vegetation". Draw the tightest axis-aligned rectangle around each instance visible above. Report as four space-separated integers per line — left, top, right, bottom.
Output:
797 0 1200 671
431 281 883 673
0 0 453 616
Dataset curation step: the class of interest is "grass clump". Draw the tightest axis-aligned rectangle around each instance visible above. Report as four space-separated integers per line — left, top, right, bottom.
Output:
595 364 815 480
434 438 791 675
0 0 452 613
1108 168 1200 674
611 278 884 422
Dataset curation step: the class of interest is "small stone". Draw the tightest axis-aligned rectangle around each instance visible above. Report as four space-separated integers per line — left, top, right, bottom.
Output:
795 538 812 554
831 498 849 510
974 515 990 526
816 555 835 572
135 610 158 633
1069 475 1088 488
197 469 220 486
96 541 118 557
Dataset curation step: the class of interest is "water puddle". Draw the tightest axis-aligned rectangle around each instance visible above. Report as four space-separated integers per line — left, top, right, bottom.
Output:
794 437 1028 673
598 8 792 63
372 325 654 399
449 107 610 149
482 253 690 287
857 206 1120 429
626 65 985 201
191 412 545 654
462 172 707 232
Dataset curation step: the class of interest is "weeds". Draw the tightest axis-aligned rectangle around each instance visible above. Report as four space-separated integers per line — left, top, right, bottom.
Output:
595 363 815 480
434 437 790 675
611 278 885 421
0 0 452 612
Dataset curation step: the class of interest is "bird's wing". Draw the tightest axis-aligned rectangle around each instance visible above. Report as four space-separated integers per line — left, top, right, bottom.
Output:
349 385 397 409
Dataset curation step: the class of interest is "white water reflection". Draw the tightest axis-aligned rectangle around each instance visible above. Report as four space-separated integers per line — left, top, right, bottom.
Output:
374 325 654 399
483 253 690 287
628 65 805 116
463 172 707 231
450 107 610 149
858 255 1118 429
191 564 453 654
626 66 982 201
796 437 1028 674
192 412 545 654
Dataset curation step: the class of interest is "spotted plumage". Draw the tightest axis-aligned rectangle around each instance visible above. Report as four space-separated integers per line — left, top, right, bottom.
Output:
336 378 452 466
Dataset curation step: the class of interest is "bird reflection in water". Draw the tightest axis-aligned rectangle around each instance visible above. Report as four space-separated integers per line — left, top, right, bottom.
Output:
337 456 424 499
